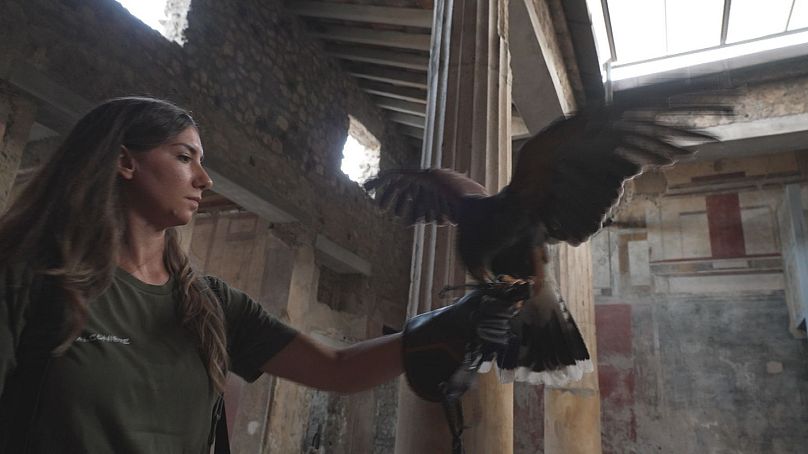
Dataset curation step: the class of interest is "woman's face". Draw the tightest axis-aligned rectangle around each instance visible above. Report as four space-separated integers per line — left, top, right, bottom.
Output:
119 126 212 229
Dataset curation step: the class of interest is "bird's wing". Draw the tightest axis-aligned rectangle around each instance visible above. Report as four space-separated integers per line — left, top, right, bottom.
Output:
363 168 489 225
507 103 724 245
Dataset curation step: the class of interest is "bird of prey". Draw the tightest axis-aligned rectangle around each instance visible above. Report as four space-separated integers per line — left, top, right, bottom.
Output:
365 98 725 385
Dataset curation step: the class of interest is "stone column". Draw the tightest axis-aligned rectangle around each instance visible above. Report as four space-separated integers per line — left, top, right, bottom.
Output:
395 0 514 453
544 242 602 454
0 84 36 210
511 0 603 450
394 0 458 450
460 1 514 453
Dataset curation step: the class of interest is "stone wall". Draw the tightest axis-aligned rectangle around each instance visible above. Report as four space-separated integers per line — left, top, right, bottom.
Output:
1 0 417 323
1 0 417 452
1 0 416 277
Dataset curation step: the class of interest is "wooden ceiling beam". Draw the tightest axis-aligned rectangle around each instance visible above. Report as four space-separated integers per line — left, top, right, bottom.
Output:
287 1 433 28
312 25 431 51
359 81 428 104
388 112 425 128
373 97 427 116
325 43 429 71
345 63 427 89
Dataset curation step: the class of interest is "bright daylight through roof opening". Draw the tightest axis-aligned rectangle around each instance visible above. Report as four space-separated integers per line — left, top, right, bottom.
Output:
341 116 380 186
114 0 191 45
586 0 808 84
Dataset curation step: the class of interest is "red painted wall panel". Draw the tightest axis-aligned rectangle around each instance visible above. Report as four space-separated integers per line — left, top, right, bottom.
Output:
705 193 745 258
516 303 637 453
596 304 636 453
596 303 632 356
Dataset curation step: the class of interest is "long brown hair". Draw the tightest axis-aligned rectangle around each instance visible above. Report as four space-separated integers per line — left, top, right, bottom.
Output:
0 97 228 392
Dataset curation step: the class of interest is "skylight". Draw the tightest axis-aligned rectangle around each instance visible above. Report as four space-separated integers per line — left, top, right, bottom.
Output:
114 0 190 45
587 0 808 84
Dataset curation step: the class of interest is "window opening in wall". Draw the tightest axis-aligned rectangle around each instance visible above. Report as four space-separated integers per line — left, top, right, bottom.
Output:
114 0 191 45
341 115 380 185
317 266 344 312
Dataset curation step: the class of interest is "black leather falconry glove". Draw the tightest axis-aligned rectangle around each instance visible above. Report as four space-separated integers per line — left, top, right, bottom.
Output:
402 281 530 403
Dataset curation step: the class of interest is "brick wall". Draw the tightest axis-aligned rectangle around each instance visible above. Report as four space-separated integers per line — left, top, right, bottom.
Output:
1 0 416 321
1 0 417 451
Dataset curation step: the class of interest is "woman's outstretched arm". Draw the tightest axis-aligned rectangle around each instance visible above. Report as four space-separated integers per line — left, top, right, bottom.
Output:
260 332 403 394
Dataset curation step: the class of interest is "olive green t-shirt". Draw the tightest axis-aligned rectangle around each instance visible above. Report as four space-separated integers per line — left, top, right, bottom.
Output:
0 267 298 454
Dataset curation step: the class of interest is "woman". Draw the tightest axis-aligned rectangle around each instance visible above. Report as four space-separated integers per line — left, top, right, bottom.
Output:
0 97 515 453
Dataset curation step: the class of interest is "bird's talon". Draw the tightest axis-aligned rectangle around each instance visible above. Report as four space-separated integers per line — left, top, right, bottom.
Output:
496 274 532 288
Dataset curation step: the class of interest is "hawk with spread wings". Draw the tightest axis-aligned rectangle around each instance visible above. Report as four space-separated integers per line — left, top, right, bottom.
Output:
365 100 725 385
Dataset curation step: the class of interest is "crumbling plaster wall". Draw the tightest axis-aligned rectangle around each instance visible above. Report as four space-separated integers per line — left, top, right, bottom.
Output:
1 0 416 326
589 153 808 453
516 61 808 453
594 152 797 300
518 152 808 454
1 0 417 452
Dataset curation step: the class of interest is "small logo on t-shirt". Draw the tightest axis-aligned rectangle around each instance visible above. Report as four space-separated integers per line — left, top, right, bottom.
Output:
75 333 132 345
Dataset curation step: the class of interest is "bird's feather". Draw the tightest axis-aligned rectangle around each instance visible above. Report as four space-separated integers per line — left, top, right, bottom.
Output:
365 168 488 226
507 105 721 246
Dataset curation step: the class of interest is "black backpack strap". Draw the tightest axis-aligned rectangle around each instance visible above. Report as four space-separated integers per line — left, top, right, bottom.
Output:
2 273 64 451
212 394 230 454
202 276 230 454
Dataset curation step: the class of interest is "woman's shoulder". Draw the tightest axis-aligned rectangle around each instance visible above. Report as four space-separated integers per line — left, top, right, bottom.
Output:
198 274 292 329
200 274 251 309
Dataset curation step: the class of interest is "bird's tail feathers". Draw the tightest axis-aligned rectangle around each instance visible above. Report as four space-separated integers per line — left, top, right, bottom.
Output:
492 358 594 386
483 296 592 386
